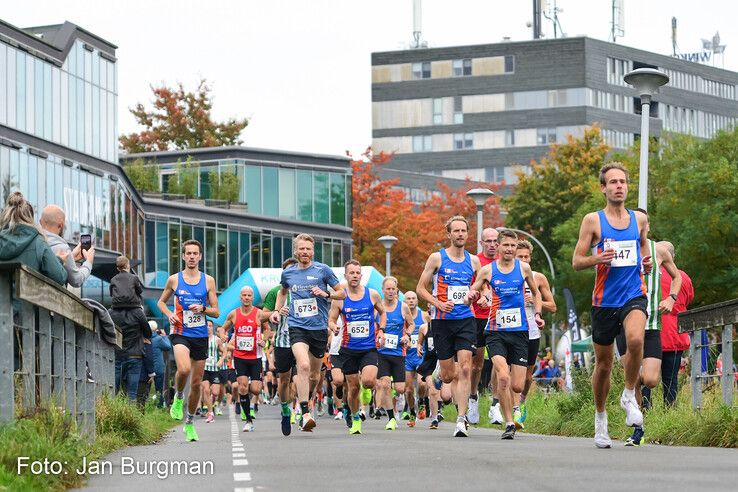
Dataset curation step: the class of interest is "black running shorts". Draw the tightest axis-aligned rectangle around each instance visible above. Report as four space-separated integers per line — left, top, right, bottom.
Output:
591 295 648 346
432 317 476 360
234 357 263 381
378 354 406 382
486 330 529 366
615 328 662 359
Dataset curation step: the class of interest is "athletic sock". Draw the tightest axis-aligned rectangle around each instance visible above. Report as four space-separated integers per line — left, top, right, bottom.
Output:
281 402 290 417
596 411 607 420
336 385 344 399
235 401 241 414
300 401 310 416
240 394 251 421
623 387 636 400
520 393 527 404
185 412 194 424
176 391 184 400
470 393 478 401
492 397 499 406
506 421 513 427
410 407 416 417
387 409 395 420
513 405 520 413
353 411 362 421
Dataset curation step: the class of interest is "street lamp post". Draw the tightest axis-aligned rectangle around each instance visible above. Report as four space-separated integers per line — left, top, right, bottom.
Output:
623 68 669 210
377 235 398 276
465 188 495 253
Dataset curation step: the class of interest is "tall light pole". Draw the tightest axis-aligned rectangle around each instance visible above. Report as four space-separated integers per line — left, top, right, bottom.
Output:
466 188 495 252
623 68 669 210
377 235 397 276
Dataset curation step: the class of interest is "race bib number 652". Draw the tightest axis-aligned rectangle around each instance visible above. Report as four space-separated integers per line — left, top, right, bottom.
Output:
347 321 370 338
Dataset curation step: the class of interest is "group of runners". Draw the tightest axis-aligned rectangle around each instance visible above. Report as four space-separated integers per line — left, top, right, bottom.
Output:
155 161 681 448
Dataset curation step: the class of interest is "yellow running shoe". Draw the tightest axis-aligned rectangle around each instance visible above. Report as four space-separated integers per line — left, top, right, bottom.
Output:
385 417 397 431
350 419 362 435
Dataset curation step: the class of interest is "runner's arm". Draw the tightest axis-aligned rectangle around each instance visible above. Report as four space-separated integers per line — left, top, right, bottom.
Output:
657 244 682 313
638 212 653 274
328 300 342 335
373 291 387 331
467 264 491 303
522 262 544 327
327 281 346 301
535 272 557 314
402 303 414 336
157 275 178 325
416 323 427 356
203 275 220 319
416 253 441 308
572 213 611 270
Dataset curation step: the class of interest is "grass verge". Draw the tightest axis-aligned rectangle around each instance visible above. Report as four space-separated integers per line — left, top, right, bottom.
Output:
442 367 738 447
0 393 178 491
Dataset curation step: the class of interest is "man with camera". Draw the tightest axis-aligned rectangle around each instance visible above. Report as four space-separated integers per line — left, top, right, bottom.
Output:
40 204 95 289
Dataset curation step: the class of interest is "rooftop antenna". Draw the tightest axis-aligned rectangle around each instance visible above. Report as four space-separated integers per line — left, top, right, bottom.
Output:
610 0 624 43
701 31 726 68
542 0 565 38
532 0 543 39
671 17 678 56
411 0 428 49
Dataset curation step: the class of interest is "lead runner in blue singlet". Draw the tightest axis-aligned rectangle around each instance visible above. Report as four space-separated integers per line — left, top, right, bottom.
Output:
573 162 652 449
417 215 482 438
157 239 219 442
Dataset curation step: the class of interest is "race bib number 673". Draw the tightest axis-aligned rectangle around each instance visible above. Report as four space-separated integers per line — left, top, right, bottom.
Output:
293 298 318 318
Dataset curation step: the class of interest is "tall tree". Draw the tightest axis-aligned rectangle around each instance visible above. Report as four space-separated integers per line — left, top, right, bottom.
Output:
120 79 248 153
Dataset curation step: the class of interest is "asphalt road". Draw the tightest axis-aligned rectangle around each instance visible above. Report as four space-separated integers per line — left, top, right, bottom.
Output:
81 403 738 492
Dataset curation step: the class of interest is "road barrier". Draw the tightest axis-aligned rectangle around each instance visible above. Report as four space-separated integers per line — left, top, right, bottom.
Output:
678 298 737 409
0 262 119 437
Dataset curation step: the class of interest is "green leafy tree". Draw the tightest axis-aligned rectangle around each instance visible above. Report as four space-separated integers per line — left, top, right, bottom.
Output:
123 158 160 193
208 169 241 203
120 79 248 153
166 157 199 198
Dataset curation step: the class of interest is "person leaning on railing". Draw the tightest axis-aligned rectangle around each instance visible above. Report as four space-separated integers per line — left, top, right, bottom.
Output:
0 192 67 285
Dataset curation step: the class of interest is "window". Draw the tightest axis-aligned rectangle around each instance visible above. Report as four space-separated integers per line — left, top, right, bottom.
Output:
536 128 556 145
412 135 432 152
278 168 295 219
504 55 515 73
313 172 329 223
453 96 463 124
412 62 431 80
453 58 472 77
329 173 346 226
296 170 313 222
432 98 443 125
505 130 515 146
454 133 473 150
262 167 278 216
217 229 227 291
245 165 261 214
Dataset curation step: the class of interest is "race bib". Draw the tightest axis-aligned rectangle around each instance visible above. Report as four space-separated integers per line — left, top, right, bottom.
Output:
427 336 434 351
410 334 419 348
447 285 469 304
384 333 399 349
605 240 637 267
237 336 255 351
496 307 522 329
183 310 205 327
293 298 319 318
347 320 370 338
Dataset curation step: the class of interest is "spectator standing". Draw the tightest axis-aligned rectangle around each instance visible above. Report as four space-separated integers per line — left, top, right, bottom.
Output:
108 255 151 402
39 204 94 289
0 192 67 285
149 320 172 407
659 242 694 407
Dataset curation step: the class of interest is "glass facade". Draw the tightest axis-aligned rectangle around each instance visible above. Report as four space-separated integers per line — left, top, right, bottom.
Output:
0 39 118 163
157 158 352 227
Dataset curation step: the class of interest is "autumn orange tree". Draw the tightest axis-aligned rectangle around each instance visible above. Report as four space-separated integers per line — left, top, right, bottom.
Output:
120 79 248 153
351 148 503 292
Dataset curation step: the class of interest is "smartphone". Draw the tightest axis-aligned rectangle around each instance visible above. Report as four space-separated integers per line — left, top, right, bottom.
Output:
80 234 92 251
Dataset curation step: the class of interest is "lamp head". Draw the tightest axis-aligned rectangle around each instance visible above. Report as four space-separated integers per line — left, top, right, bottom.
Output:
624 68 669 100
466 188 495 208
378 235 398 250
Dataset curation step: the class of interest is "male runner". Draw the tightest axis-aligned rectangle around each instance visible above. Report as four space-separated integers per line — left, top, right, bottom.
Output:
201 320 225 423
376 276 414 430
469 227 498 424
223 286 271 432
615 210 681 446
271 234 344 432
417 215 481 437
261 257 298 435
404 291 431 426
157 239 219 442
572 162 652 449
468 229 544 439
328 260 386 435
514 239 557 427
327 302 350 425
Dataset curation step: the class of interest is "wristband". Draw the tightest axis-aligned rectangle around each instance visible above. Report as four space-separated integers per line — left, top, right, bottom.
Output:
536 312 542 317
669 293 677 301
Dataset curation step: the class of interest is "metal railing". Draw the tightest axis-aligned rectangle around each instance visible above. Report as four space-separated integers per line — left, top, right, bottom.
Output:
0 262 119 437
142 192 249 211
678 298 737 409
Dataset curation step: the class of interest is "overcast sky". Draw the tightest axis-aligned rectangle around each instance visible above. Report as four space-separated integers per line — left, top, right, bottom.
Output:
5 1 737 157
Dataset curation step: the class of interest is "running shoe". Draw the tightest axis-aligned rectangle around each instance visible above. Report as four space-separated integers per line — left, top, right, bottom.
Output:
183 423 199 442
467 398 480 425
513 409 524 430
625 427 645 447
453 417 468 437
343 407 352 428
170 397 184 420
206 412 214 423
250 408 257 420
501 424 516 440
317 400 325 417
489 402 503 425
519 402 527 423
437 412 444 423
594 413 612 449
359 409 367 421
281 414 291 436
429 418 439 430
620 391 644 427
369 405 376 419
301 413 316 432
334 411 342 420
407 416 416 428
215 405 223 416
418 405 426 420
350 419 362 435
401 411 411 420
385 418 397 431
243 421 254 432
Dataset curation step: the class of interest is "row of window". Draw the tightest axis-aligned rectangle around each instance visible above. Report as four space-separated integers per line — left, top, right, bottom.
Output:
662 67 736 100
392 186 441 205
411 56 514 80
0 40 118 164
372 55 514 84
0 142 143 263
377 125 587 154
606 57 632 87
154 159 352 227
588 88 634 113
601 129 635 149
438 165 530 185
145 218 349 291
661 104 737 138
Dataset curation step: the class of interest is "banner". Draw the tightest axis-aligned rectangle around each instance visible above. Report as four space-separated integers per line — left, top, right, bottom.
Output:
563 288 584 364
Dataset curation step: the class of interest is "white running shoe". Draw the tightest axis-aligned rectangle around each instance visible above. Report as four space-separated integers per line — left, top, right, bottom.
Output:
243 421 254 432
489 402 503 425
453 417 469 437
620 391 644 427
594 413 612 448
467 398 480 425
